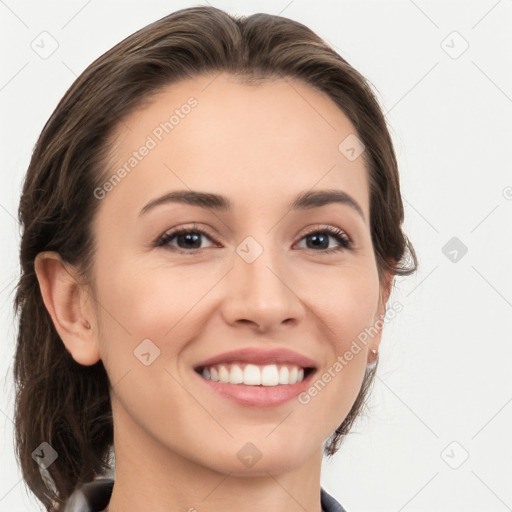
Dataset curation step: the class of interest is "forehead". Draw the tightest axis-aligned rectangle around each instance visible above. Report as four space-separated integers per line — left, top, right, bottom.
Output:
102 73 370 219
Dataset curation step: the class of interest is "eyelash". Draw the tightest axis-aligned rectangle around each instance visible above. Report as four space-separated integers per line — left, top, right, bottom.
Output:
155 223 353 255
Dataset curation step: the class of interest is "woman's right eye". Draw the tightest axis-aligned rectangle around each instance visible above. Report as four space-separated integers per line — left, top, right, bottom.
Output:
155 225 216 253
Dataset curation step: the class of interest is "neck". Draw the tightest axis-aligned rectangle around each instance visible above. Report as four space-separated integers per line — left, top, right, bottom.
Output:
105 407 324 512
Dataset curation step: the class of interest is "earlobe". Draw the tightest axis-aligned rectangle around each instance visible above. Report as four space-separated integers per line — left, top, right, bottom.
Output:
34 251 101 366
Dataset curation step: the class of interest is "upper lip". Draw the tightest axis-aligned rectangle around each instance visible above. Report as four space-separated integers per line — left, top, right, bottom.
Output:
193 348 317 370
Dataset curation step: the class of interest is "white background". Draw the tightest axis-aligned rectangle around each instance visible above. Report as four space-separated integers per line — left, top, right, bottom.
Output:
1 1 511 511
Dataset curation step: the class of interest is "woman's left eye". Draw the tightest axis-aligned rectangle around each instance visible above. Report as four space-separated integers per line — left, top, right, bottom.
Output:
296 227 352 253
155 224 352 254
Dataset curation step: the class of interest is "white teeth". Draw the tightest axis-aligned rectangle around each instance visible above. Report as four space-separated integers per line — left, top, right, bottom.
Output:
243 364 261 385
278 366 289 384
229 364 244 384
210 367 219 381
200 363 308 386
218 365 230 383
261 364 279 386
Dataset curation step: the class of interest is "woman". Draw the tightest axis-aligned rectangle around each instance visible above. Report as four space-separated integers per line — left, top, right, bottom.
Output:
13 6 417 512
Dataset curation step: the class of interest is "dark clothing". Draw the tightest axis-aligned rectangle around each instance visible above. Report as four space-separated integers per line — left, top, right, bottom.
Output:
62 477 348 512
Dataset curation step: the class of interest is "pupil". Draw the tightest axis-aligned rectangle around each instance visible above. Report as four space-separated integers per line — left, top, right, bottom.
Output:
309 233 327 249
180 233 201 248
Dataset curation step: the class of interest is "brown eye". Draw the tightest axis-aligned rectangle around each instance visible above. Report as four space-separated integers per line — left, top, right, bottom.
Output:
296 227 352 253
156 224 216 253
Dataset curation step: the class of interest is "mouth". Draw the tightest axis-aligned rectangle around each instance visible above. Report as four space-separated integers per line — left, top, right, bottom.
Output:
194 363 316 386
192 348 318 407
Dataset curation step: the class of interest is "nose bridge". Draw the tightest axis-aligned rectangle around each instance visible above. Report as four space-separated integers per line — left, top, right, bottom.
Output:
224 231 302 327
236 233 289 299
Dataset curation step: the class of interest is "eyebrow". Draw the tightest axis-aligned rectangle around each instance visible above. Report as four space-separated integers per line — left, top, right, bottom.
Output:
139 188 365 220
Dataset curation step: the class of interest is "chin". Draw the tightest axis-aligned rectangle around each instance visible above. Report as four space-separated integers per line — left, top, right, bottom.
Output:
222 452 308 477
224 436 317 476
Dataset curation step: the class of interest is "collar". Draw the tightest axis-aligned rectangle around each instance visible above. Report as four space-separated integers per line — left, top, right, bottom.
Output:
63 477 348 512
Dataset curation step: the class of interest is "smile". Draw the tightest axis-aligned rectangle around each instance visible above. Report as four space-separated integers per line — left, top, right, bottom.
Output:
192 347 318 406
197 363 314 386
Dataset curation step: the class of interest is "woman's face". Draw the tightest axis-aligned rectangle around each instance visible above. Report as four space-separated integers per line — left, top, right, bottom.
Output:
88 73 389 475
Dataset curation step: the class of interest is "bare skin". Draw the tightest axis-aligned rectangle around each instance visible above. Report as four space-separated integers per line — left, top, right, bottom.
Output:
35 73 392 512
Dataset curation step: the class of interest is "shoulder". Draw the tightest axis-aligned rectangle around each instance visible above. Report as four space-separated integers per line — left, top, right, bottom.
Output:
320 487 349 512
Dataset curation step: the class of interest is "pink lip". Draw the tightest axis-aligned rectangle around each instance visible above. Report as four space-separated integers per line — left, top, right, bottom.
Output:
193 348 318 408
193 347 317 370
195 368 316 407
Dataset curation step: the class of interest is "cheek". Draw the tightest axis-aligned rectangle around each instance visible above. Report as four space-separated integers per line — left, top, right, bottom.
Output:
93 262 207 427
308 262 381 345
301 266 379 422
94 258 215 365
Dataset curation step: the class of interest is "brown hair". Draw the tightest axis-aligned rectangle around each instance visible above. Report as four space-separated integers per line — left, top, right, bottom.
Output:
13 5 418 510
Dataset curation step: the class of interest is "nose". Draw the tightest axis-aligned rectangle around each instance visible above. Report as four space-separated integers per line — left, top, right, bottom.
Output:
220 241 305 333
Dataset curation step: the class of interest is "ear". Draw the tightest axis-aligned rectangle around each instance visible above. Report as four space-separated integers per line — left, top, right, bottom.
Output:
378 269 394 314
368 269 394 356
34 251 101 366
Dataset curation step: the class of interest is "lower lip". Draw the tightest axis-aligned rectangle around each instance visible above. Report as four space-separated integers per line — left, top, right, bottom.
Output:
195 370 315 407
